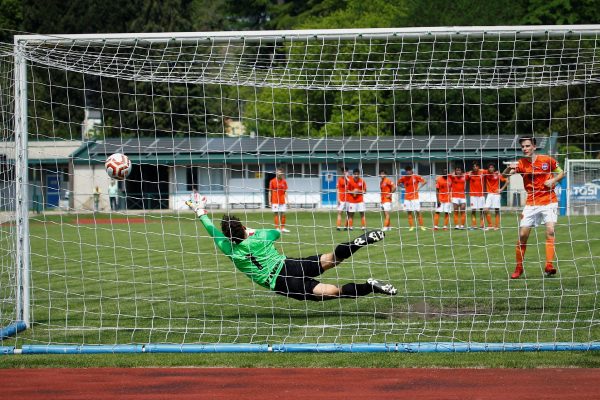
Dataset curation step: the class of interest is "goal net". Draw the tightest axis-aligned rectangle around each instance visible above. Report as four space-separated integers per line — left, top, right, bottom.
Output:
2 26 600 352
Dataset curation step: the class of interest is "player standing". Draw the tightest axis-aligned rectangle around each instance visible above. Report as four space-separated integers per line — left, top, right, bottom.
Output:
433 168 452 231
450 166 467 229
336 168 350 231
397 165 427 231
466 162 486 230
346 169 367 230
503 137 564 279
483 164 508 230
268 167 290 232
379 169 396 231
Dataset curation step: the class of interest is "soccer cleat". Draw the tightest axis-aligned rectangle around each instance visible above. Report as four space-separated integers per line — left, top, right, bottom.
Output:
280 228 291 233
443 226 448 231
365 230 385 244
409 226 415 232
367 278 397 296
420 226 427 231
511 265 524 279
544 263 557 277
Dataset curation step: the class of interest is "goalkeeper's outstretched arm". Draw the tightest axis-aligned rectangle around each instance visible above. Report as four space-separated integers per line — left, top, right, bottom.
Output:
186 200 233 256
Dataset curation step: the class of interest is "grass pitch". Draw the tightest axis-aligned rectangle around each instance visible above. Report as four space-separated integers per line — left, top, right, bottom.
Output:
3 209 600 350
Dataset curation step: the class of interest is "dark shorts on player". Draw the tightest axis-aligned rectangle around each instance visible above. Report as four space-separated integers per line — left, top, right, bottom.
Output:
273 255 325 301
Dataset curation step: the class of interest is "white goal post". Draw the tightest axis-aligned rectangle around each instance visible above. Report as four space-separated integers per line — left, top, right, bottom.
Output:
2 25 600 353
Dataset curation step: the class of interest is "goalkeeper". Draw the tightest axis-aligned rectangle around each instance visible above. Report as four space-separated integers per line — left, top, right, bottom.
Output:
186 199 397 301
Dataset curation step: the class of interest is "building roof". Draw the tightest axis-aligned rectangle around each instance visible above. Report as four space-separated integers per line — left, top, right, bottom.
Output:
70 134 554 165
0 140 83 165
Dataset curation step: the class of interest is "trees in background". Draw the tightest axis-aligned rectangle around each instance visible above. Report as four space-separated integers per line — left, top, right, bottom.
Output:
0 0 597 151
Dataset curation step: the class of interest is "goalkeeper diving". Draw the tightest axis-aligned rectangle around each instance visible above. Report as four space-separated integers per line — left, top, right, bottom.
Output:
186 198 397 301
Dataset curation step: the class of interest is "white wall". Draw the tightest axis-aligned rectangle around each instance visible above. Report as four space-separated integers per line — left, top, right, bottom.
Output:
72 164 112 211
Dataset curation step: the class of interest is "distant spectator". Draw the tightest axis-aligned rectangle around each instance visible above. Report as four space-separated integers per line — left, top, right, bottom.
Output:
108 180 119 211
93 186 101 212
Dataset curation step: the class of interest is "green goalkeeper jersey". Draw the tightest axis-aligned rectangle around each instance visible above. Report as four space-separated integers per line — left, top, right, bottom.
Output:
199 215 285 290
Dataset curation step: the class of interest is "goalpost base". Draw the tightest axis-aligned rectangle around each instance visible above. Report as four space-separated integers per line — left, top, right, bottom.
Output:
1 342 598 355
0 321 27 340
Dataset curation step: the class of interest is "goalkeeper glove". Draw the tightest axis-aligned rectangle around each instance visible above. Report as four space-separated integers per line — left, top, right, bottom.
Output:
185 197 207 217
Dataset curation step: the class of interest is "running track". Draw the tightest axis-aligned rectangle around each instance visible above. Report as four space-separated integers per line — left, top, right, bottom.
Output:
2 368 600 399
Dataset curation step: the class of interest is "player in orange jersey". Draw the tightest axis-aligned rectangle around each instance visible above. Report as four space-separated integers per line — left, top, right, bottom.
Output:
346 169 367 230
450 166 467 229
434 168 452 230
379 169 396 232
504 137 564 279
268 167 290 232
466 162 486 230
336 168 350 231
483 164 508 230
397 165 427 232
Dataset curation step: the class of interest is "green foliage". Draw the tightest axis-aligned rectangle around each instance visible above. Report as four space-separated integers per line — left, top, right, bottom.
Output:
0 0 22 42
298 0 408 29
1 0 598 149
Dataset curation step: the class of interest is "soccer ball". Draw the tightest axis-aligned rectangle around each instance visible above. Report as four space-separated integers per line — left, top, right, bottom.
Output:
105 153 131 180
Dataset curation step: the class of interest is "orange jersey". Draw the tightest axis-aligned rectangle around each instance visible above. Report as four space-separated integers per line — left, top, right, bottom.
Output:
337 176 349 202
466 170 485 197
380 177 395 203
436 176 451 203
269 177 288 204
515 155 560 206
483 171 507 194
397 174 424 201
449 174 466 199
346 177 366 203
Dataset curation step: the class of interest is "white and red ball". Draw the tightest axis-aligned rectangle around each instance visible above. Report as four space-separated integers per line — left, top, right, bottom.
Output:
105 153 131 180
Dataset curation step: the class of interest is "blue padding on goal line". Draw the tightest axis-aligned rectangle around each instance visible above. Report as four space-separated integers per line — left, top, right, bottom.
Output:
21 345 144 354
0 321 27 340
396 342 600 352
7 342 600 354
272 343 394 352
145 344 269 353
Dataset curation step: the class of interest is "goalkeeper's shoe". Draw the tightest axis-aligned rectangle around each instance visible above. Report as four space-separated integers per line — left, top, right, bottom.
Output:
544 263 557 277
350 230 384 248
365 230 385 244
367 278 397 296
185 199 207 217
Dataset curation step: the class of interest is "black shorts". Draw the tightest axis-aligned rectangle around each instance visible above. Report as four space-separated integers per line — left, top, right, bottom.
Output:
273 255 325 301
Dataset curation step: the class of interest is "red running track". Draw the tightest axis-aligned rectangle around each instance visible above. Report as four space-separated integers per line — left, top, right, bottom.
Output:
1 368 600 399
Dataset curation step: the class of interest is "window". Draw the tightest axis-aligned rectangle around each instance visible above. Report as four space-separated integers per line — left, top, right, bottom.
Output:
305 163 319 177
230 164 246 179
417 162 431 176
361 163 377 177
378 162 394 176
186 167 197 191
198 165 224 192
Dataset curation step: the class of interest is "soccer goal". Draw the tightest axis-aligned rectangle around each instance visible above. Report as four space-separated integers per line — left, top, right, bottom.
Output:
2 26 600 354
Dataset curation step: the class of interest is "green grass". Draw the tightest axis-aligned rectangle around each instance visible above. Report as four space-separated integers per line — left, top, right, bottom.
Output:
2 210 600 367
